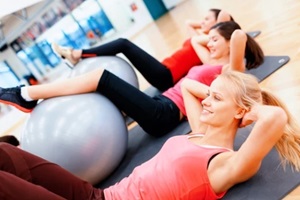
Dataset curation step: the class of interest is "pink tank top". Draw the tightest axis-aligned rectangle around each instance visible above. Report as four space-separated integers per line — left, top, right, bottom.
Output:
163 64 223 116
162 39 202 83
104 135 230 200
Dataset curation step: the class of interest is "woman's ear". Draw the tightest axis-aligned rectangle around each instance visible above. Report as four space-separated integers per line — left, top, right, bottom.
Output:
235 108 246 119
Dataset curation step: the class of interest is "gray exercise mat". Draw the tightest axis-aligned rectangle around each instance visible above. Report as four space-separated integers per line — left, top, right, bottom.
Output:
246 55 290 81
247 30 261 38
222 125 300 200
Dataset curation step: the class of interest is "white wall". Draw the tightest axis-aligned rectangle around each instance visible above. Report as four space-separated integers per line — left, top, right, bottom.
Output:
97 0 134 32
162 0 184 9
98 0 153 36
123 0 153 29
0 46 30 79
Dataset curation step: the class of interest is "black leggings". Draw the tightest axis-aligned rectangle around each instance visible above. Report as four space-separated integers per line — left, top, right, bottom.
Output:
82 38 173 91
97 70 182 137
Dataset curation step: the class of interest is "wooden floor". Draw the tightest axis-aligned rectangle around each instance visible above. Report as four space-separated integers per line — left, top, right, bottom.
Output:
128 0 300 199
1 0 300 198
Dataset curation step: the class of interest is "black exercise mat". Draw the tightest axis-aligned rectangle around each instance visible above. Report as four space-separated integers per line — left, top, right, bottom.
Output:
222 126 300 200
247 30 261 38
246 55 290 81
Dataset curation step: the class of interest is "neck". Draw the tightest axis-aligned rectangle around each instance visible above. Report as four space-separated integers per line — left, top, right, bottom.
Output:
201 125 237 150
210 56 230 66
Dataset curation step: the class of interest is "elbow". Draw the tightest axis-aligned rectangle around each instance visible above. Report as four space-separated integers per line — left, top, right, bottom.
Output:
180 78 200 94
231 30 247 42
181 78 191 90
276 107 288 127
180 79 188 92
217 10 232 23
266 107 288 130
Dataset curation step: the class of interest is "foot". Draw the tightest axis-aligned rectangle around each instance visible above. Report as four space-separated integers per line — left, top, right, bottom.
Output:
0 86 38 113
51 43 80 68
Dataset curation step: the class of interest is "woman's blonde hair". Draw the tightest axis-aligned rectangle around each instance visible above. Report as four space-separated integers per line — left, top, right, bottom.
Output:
262 90 300 171
219 71 300 171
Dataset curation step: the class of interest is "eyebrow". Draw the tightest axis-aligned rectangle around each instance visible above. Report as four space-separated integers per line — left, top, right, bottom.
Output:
210 90 223 97
209 35 218 41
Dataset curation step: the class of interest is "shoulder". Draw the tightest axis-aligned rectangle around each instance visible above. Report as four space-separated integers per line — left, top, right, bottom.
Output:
208 151 259 192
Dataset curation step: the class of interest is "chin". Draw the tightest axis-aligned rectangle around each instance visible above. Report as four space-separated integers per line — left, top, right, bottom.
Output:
208 53 214 58
210 54 218 59
199 117 209 124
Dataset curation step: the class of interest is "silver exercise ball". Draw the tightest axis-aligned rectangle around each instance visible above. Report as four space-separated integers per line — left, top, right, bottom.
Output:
69 56 139 89
21 93 128 185
20 56 139 184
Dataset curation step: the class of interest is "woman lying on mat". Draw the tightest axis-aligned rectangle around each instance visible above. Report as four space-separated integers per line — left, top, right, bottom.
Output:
1 71 299 200
0 21 263 136
51 9 233 89
185 9 233 37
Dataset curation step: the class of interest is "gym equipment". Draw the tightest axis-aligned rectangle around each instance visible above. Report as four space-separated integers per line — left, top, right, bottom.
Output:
21 93 128 185
69 56 139 89
21 56 139 185
246 55 289 81
247 30 261 38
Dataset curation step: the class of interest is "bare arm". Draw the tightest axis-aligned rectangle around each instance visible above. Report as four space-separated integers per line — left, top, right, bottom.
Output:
230 105 287 183
185 10 232 37
191 35 211 64
185 19 203 37
228 30 247 72
181 78 209 133
217 10 232 23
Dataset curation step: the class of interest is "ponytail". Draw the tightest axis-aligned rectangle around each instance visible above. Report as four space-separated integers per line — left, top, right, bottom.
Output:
211 21 264 70
245 35 264 70
262 90 300 171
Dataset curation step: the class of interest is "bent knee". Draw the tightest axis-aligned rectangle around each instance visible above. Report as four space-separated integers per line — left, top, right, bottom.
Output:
0 142 14 150
117 38 131 45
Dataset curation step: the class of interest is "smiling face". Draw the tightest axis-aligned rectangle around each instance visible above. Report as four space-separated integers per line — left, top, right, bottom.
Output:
200 76 242 127
200 11 218 34
207 29 230 59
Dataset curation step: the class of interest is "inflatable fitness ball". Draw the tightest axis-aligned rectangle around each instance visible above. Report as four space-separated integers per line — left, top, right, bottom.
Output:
21 56 139 184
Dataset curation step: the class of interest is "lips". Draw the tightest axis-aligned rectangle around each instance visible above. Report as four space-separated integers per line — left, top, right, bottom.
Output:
202 108 212 114
209 48 215 53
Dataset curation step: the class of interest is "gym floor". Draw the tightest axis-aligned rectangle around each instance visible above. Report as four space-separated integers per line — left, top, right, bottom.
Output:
1 0 300 198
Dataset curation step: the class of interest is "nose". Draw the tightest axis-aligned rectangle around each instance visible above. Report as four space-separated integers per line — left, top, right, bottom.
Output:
202 96 211 107
207 40 213 48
